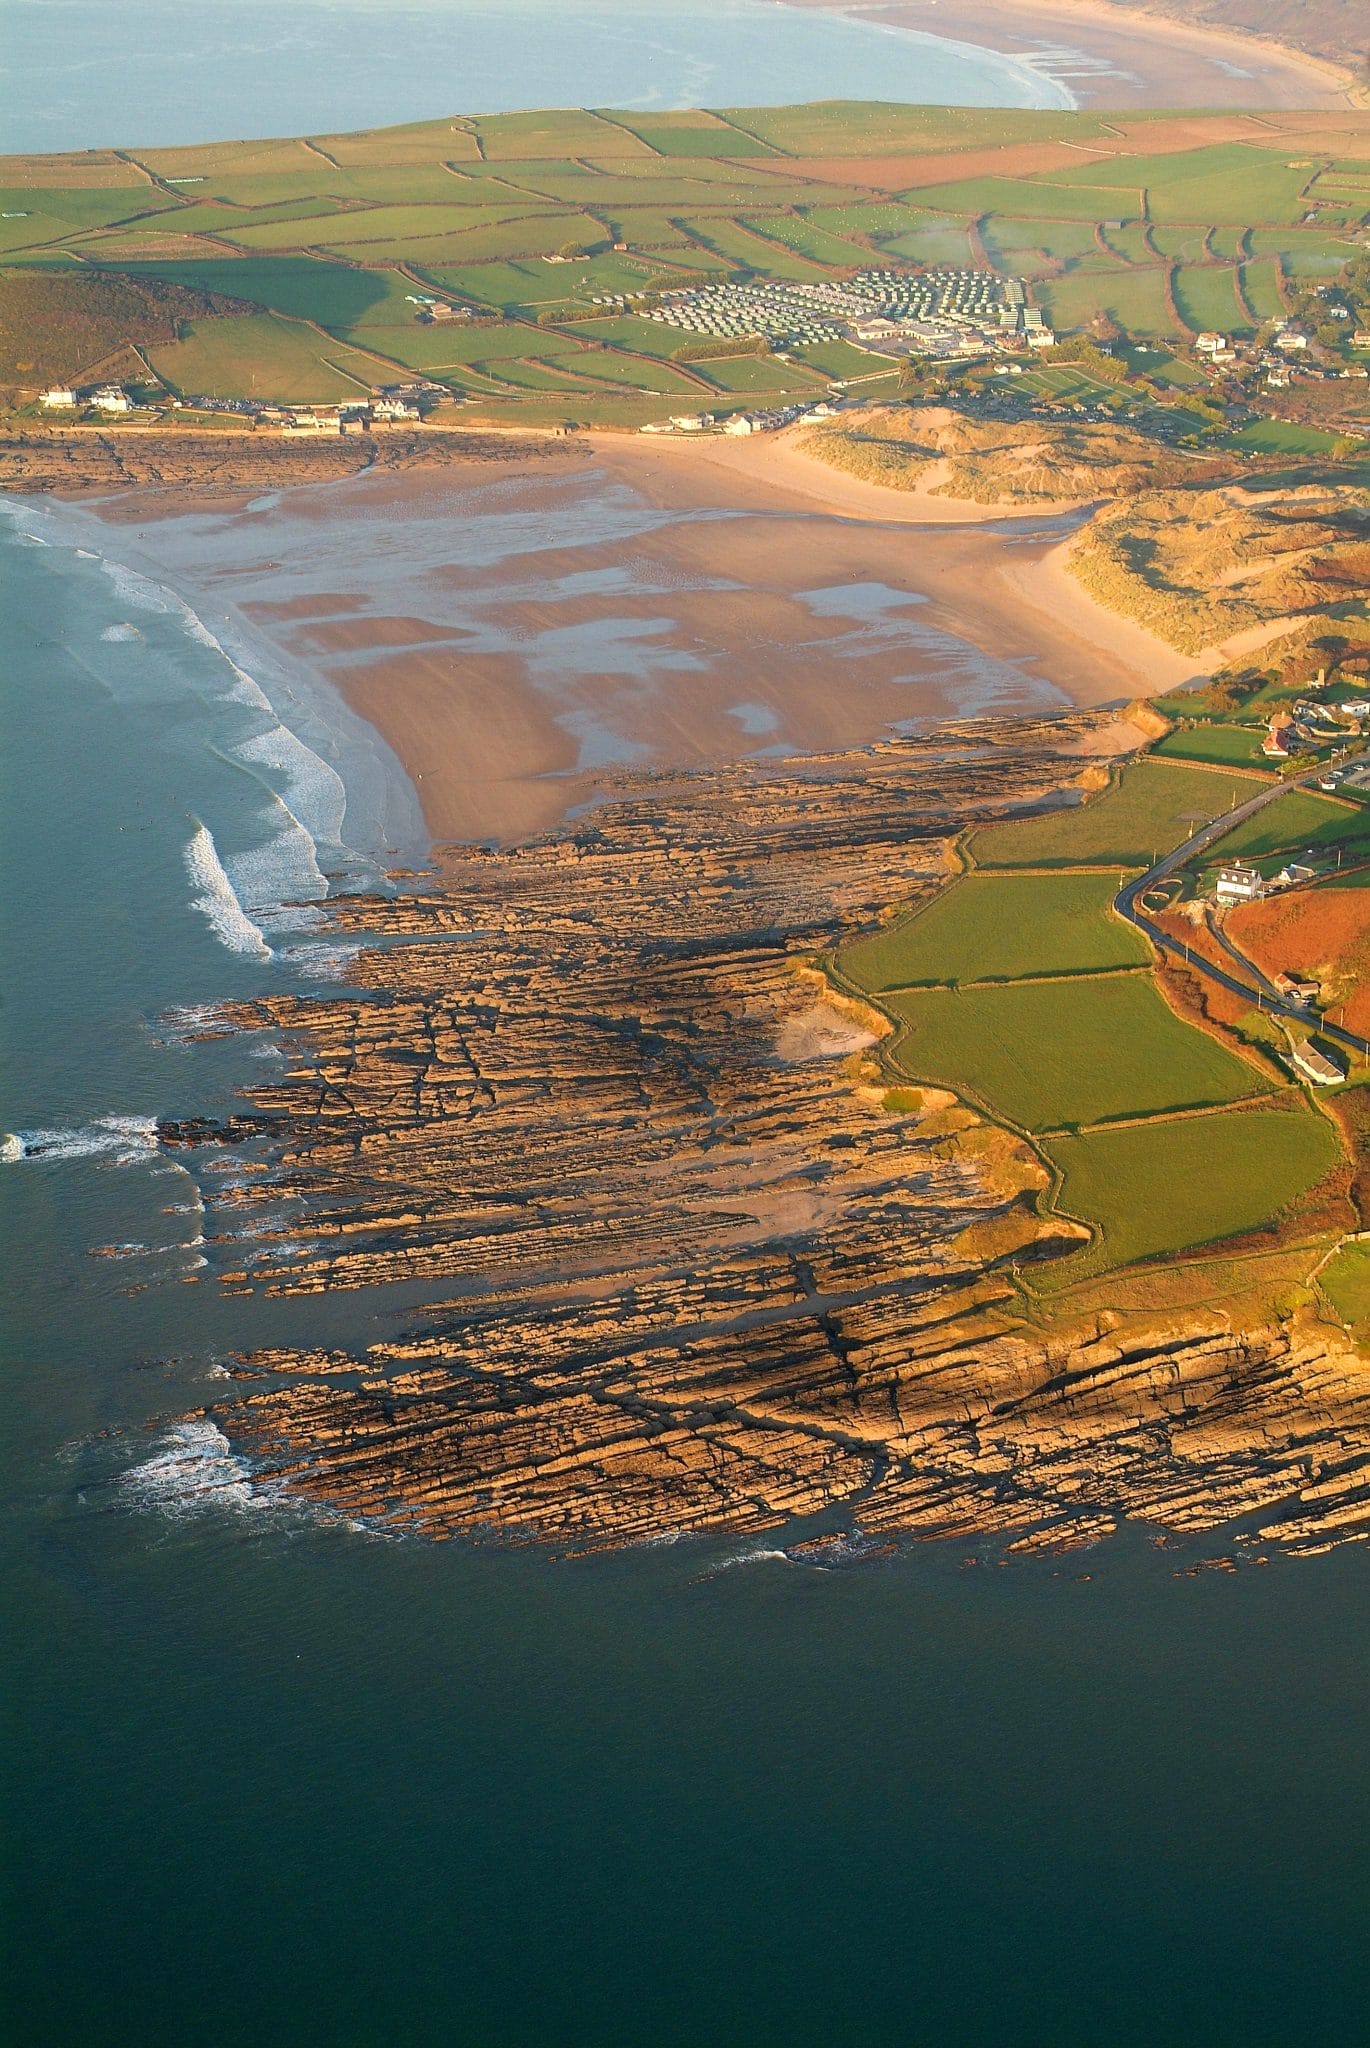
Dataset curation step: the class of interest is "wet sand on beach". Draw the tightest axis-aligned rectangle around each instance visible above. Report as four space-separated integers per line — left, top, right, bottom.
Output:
792 0 1357 107
72 437 1202 845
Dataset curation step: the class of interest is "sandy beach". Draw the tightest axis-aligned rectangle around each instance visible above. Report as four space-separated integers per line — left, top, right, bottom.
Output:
791 0 1359 106
72 433 1205 847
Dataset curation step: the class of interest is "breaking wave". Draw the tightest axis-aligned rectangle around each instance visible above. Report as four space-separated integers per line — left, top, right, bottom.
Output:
184 822 272 958
1 1113 159 1166
119 1417 271 1519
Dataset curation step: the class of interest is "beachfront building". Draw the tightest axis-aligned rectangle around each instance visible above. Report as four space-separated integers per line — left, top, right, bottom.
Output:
89 384 131 412
1215 865 1263 904
40 386 78 408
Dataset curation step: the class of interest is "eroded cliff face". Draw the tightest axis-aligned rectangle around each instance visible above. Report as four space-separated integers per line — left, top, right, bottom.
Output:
173 722 1370 1556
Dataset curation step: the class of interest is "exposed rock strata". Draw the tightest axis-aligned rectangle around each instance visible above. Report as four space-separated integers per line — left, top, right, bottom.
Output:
179 722 1370 1554
0 426 584 495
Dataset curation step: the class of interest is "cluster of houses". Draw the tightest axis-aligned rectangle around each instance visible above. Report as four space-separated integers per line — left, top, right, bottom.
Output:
1210 859 1349 1085
41 381 137 412
640 399 838 437
1193 314 1370 392
1262 692 1368 760
640 268 1044 359
40 379 442 432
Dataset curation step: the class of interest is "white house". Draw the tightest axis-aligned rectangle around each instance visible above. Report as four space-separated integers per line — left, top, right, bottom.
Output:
1215 865 1263 904
89 385 131 413
1289 1041 1343 1086
40 386 77 408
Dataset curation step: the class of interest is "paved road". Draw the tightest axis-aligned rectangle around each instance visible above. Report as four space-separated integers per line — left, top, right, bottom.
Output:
1113 750 1370 1065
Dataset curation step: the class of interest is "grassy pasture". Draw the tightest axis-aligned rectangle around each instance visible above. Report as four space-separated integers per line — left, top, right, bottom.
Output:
692 353 823 394
1239 258 1287 322
147 311 383 399
1227 418 1348 456
604 114 777 158
981 216 1107 268
886 972 1267 1131
0 186 176 230
1247 227 1356 277
970 759 1245 868
794 337 894 381
907 175 1140 220
224 203 538 252
1151 724 1271 769
94 255 389 326
472 110 648 160
680 217 828 277
1041 1104 1341 1281
743 214 873 266
1320 1238 1370 1330
1172 264 1248 335
1038 265 1178 337
876 221 977 267
719 104 1080 157
842 871 1149 989
1206 791 1370 864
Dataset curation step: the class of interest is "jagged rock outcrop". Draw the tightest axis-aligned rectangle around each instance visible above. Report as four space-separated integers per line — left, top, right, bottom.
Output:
171 720 1370 1554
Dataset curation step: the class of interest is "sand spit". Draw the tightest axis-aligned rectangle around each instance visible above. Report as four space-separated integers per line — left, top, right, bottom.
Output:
172 715 1370 1557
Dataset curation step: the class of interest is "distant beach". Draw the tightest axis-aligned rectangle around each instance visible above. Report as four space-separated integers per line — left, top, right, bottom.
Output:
790 0 1358 106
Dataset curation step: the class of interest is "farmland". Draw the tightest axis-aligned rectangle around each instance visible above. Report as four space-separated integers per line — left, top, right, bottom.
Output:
841 870 1150 987
885 972 1267 1130
1 101 1367 414
1042 1106 1342 1282
836 741 1352 1292
966 758 1255 868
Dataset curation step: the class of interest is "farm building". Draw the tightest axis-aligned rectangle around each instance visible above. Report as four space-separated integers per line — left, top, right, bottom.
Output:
1288 1041 1344 1086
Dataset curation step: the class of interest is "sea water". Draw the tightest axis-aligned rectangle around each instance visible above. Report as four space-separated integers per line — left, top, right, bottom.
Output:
1 0 1072 155
3 506 1370 2045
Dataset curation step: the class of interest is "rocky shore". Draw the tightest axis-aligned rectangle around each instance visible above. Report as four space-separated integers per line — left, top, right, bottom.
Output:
0 424 584 496
164 718 1370 1556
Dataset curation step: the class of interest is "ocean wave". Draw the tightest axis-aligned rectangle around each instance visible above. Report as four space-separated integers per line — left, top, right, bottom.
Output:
184 822 273 959
120 1416 379 1536
95 551 349 859
119 1417 272 1519
222 807 327 928
1 1113 159 1167
99 622 142 643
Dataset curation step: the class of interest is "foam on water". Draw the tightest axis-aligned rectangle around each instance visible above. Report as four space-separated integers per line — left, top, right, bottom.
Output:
2 1113 160 1166
184 822 273 959
119 1416 274 1519
99 622 141 643
94 550 350 863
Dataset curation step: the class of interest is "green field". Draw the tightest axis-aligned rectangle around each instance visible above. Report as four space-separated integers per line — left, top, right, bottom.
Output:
886 972 1266 1131
969 759 1249 868
1172 263 1247 336
1042 1105 1341 1280
841 870 1150 989
3 101 1366 414
1206 790 1370 863
1151 724 1272 768
1320 1238 1370 1329
147 311 384 399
